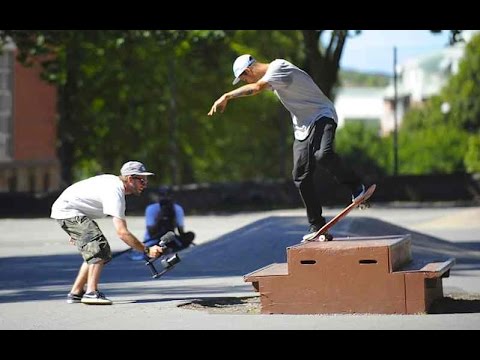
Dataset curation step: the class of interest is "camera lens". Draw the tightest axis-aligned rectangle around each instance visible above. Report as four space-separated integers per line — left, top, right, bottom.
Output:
161 253 181 269
167 253 181 266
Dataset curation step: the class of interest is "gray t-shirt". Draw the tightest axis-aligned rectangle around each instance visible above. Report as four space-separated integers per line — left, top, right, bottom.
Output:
260 59 338 140
50 174 126 220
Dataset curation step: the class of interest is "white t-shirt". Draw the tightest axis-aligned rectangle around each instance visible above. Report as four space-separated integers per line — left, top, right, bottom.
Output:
260 59 338 140
51 174 126 220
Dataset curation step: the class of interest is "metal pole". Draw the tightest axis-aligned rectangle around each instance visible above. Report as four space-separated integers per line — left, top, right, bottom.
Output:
393 46 399 176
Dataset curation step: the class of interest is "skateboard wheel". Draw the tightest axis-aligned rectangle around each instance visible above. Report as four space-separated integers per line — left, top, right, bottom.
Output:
319 234 333 242
359 202 370 210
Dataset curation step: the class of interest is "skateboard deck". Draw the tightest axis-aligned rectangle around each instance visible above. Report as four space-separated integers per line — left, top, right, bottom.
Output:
302 184 377 242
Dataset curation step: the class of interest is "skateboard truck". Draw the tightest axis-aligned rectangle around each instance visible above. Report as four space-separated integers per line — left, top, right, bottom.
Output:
358 201 371 210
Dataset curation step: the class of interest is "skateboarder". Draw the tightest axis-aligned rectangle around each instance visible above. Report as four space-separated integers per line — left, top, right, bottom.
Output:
51 161 164 304
208 54 366 240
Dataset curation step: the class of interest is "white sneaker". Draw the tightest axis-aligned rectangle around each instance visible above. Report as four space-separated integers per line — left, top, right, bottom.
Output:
302 223 323 242
81 291 112 305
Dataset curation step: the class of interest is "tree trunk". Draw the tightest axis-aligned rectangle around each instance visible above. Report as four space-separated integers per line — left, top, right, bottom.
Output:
58 35 80 186
301 30 348 100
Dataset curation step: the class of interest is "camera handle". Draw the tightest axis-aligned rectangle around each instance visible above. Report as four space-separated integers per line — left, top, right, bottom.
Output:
144 252 181 279
144 255 161 278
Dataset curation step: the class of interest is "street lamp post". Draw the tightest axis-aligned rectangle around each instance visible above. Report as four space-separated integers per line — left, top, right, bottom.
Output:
393 46 399 176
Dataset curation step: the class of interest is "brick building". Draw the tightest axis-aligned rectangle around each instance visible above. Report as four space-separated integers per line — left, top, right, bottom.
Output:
0 42 60 193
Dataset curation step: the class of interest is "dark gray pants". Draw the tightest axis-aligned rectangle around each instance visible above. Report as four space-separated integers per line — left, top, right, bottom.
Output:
292 117 361 227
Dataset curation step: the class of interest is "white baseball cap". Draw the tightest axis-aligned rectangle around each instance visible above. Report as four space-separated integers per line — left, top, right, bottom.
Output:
120 161 155 176
232 54 256 85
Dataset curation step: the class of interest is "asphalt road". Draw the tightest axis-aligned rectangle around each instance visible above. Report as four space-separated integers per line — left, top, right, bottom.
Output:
1 205 479 329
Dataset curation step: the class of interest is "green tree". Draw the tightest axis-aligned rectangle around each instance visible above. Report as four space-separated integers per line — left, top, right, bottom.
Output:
0 30 225 185
397 124 469 174
301 30 360 99
399 32 480 174
401 95 449 132
339 70 390 87
464 134 480 173
0 30 187 185
399 97 470 174
1 30 465 185
442 32 480 133
335 121 388 178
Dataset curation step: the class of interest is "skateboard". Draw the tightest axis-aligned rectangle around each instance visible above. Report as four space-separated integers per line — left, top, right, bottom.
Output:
302 184 377 242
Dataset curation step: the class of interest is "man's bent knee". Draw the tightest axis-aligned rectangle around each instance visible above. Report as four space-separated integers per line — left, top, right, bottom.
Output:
81 236 112 265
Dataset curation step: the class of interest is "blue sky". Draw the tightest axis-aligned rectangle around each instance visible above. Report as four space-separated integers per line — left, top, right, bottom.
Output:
338 30 451 74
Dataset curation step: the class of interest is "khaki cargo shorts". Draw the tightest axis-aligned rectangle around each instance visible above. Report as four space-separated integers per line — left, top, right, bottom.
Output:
57 216 112 264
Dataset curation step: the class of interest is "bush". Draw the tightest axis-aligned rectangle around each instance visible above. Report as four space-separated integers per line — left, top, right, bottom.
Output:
464 134 480 173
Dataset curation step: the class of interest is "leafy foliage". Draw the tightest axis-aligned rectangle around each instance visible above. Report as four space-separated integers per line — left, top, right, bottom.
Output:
335 121 388 178
464 134 480 173
442 32 480 133
397 125 469 174
339 70 391 87
1 30 475 187
399 32 480 174
1 30 301 184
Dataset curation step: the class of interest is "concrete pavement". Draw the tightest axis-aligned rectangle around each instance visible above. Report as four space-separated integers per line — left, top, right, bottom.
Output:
1 205 480 329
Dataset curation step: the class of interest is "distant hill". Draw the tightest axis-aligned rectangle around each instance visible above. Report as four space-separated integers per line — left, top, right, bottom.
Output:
339 69 391 87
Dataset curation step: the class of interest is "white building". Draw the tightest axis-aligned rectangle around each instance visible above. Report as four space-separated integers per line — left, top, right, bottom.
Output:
334 87 385 130
335 31 479 136
382 42 467 134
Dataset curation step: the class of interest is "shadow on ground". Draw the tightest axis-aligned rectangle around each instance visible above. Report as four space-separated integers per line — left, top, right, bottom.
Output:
1 216 479 305
178 294 480 315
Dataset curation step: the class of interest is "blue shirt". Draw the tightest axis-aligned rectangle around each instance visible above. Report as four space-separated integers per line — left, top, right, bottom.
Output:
143 202 185 241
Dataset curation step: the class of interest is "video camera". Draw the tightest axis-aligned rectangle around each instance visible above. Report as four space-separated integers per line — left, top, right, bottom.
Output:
158 231 184 252
145 231 181 278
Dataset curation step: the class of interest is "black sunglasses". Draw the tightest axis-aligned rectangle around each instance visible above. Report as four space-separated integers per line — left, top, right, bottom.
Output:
131 176 147 185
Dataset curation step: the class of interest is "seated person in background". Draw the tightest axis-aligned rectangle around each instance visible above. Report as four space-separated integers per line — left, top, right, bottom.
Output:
129 185 195 260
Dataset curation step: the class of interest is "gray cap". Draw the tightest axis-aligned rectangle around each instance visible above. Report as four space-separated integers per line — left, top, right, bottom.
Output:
120 161 155 176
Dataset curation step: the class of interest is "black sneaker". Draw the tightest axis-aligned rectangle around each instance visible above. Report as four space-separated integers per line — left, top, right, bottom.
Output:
352 184 366 202
81 290 112 305
66 291 85 304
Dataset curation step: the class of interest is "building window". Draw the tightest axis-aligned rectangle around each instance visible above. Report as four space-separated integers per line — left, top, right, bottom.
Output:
0 49 14 161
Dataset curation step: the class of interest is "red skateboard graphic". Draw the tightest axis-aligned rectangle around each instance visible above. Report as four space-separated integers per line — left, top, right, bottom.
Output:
302 184 377 242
